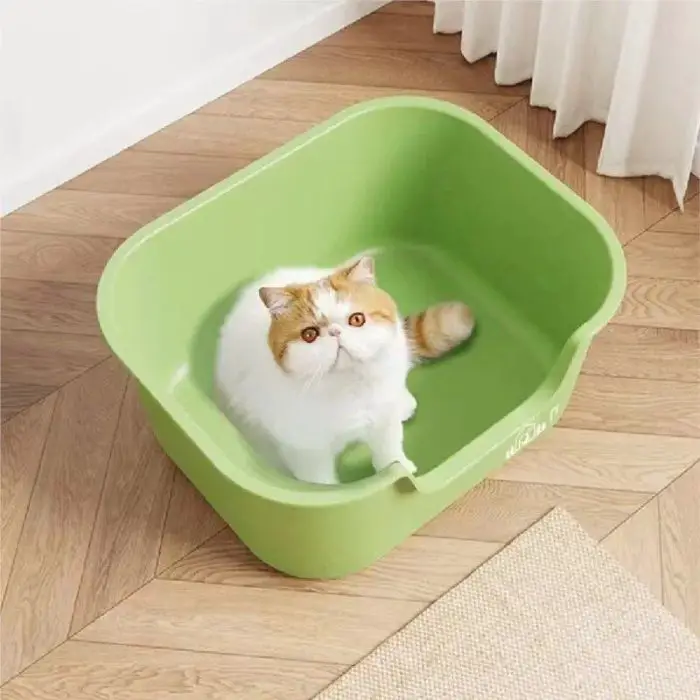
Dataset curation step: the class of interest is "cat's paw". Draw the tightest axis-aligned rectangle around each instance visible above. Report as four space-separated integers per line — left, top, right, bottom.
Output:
375 457 418 476
309 473 340 486
396 458 418 476
400 392 418 422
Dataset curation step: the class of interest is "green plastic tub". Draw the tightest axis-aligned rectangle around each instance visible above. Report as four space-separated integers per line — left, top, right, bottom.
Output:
98 97 625 578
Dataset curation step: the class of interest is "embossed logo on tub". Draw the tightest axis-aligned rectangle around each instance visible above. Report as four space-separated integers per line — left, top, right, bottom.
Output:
506 422 546 459
505 404 561 460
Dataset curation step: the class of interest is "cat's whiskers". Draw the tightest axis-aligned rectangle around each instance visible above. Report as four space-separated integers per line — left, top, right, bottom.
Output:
300 361 325 395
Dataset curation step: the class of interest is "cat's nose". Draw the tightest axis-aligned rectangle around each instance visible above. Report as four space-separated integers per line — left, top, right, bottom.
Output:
328 325 342 337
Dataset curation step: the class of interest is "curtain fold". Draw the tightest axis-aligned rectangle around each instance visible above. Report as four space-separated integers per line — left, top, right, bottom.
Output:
434 0 700 203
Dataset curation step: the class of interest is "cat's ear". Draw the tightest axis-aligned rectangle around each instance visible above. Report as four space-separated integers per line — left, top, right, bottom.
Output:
259 287 293 317
337 255 375 285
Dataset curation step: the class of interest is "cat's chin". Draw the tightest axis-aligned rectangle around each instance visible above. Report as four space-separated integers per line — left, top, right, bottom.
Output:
287 344 388 379
332 350 391 376
296 352 362 379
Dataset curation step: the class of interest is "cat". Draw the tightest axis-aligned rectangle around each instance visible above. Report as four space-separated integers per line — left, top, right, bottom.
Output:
215 255 474 485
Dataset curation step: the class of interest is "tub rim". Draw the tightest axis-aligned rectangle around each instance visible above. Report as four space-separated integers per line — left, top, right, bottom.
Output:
97 96 627 508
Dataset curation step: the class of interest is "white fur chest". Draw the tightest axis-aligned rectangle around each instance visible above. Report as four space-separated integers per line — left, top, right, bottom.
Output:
267 337 410 450
215 265 414 472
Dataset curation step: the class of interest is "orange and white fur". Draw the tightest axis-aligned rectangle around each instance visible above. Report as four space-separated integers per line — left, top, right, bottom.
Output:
216 256 473 485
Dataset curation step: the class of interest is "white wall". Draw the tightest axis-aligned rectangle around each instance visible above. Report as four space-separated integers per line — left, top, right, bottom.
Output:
0 0 383 213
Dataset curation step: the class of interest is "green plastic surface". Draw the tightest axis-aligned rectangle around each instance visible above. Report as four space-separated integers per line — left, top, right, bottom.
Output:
97 97 625 578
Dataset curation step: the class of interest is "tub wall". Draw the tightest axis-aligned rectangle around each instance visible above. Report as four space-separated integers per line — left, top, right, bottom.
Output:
103 109 435 384
106 103 612 397
399 110 616 347
140 335 589 578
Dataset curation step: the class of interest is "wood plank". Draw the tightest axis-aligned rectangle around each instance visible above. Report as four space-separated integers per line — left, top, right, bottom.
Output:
1 384 55 423
157 470 224 573
379 0 434 16
490 97 528 150
0 359 127 682
651 193 699 234
0 395 57 603
77 579 422 665
2 330 109 387
659 461 700 635
203 79 519 123
4 190 182 238
264 45 529 95
419 479 649 542
2 279 99 336
2 640 341 700
162 531 500 603
584 125 697 240
492 101 585 197
135 113 311 159
583 325 700 382
625 231 699 280
642 176 698 233
603 498 662 600
70 382 175 634
583 122 647 245
526 109 585 198
66 150 250 198
615 277 700 331
323 11 459 54
1 231 122 284
561 375 700 438
495 428 700 493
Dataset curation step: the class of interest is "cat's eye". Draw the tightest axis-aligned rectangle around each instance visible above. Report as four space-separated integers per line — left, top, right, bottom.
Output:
300 326 319 343
348 312 365 327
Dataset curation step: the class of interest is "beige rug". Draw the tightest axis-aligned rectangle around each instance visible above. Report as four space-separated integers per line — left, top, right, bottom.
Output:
315 509 700 700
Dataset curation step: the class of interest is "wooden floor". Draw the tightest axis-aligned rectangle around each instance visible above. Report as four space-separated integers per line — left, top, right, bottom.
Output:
2 3 699 697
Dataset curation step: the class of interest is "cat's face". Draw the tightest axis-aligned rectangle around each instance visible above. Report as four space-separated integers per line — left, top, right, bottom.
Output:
259 256 399 378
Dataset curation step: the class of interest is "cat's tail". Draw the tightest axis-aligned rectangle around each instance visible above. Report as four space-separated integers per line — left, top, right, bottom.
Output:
404 302 475 361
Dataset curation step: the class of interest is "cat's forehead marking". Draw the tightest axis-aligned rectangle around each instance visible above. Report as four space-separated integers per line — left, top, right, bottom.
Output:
313 284 350 321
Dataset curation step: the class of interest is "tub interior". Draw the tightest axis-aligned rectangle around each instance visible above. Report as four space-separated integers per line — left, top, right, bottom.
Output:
105 103 614 486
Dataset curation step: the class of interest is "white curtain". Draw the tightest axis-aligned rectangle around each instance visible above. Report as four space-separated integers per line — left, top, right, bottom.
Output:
434 0 700 204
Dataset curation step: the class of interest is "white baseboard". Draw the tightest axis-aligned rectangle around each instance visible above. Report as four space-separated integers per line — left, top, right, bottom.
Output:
2 1 387 214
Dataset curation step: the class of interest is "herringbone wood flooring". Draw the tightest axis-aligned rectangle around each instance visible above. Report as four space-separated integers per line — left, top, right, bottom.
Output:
2 3 699 697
